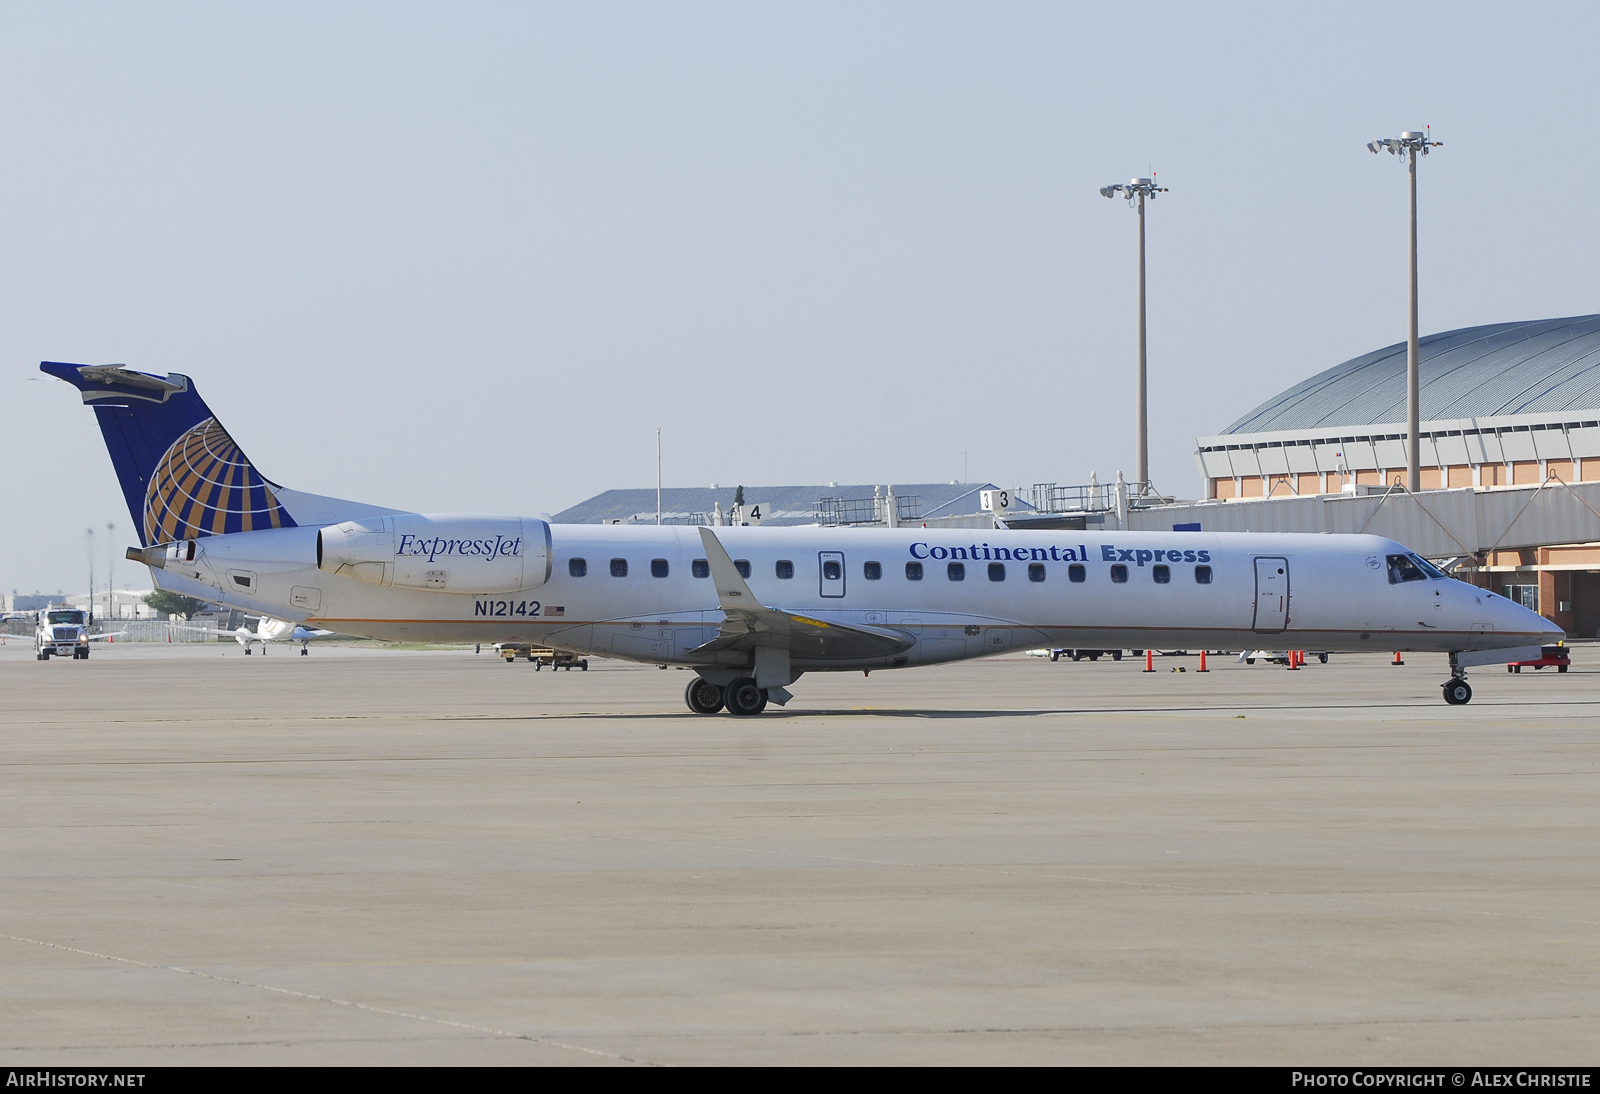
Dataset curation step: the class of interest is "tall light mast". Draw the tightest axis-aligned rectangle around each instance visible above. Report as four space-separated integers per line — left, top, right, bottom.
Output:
1368 129 1443 492
1100 176 1168 491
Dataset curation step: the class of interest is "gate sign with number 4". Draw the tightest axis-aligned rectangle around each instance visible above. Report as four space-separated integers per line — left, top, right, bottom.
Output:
980 489 1011 513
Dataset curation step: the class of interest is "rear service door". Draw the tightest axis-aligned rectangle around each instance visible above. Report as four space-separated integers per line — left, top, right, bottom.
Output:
819 551 846 598
1253 556 1289 633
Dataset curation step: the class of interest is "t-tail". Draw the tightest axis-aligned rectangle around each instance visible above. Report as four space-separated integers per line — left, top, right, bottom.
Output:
43 363 297 547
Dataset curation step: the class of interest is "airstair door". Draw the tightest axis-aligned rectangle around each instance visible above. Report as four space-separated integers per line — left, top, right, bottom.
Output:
1253 557 1289 633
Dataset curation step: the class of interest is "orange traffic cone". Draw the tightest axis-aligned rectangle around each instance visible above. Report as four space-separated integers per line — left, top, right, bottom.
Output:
1288 649 1300 670
1392 651 1404 666
1198 649 1209 672
1144 649 1154 673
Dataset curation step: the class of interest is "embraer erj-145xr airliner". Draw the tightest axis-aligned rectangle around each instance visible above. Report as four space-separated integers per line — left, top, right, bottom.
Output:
47 362 1559 711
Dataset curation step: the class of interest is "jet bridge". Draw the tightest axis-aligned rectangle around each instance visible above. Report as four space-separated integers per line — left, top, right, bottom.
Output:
1122 478 1600 560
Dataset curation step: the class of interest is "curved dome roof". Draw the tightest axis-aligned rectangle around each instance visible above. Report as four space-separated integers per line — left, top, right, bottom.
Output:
1223 315 1600 435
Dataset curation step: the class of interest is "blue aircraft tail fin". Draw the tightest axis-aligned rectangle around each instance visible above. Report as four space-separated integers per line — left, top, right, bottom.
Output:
43 362 298 546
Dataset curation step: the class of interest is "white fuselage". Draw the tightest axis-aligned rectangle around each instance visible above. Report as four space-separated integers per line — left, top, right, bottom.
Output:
150 522 1558 672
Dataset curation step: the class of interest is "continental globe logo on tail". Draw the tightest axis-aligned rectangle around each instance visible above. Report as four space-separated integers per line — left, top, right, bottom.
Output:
907 542 1210 565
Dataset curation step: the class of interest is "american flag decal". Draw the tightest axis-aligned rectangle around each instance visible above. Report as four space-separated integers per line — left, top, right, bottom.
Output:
547 606 565 617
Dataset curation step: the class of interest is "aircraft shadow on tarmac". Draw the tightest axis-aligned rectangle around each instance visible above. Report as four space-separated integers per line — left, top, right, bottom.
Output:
510 696 1600 723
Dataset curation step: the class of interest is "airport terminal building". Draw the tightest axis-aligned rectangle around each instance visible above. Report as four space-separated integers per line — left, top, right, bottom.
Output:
1194 315 1600 635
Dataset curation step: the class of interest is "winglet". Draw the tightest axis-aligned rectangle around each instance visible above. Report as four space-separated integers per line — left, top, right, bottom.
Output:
698 527 763 612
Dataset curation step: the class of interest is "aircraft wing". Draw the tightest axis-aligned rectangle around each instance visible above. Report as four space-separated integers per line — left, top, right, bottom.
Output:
692 527 913 662
85 631 127 641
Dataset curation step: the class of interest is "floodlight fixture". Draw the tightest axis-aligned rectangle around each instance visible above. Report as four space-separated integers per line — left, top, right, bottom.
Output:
1099 176 1167 208
1367 129 1442 160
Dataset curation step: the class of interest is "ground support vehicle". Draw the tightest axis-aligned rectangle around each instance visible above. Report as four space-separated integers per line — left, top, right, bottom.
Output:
1241 650 1329 665
1507 644 1569 673
1047 649 1123 662
497 644 589 671
35 609 91 661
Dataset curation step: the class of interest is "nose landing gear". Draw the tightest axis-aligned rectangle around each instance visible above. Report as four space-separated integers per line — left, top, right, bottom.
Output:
1442 676 1472 706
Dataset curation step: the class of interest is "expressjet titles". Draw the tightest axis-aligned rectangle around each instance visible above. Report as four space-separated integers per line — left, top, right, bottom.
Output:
907 542 1211 566
397 534 522 564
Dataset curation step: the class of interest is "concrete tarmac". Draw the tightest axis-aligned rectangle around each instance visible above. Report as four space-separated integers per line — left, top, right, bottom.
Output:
1 640 1596 1066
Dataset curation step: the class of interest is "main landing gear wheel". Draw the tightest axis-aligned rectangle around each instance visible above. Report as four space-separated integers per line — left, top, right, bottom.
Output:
685 678 725 715
1442 679 1472 706
724 677 769 716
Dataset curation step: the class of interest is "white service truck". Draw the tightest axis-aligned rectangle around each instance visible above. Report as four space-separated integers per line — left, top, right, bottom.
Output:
36 608 91 660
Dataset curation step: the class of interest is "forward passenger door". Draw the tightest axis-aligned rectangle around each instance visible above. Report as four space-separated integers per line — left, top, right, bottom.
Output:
1252 557 1289 633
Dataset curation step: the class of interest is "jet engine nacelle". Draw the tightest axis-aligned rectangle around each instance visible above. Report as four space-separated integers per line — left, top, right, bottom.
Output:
317 514 552 594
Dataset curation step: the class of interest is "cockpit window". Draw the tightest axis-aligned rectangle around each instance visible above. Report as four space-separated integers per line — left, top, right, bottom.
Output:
1409 553 1450 580
1386 554 1428 584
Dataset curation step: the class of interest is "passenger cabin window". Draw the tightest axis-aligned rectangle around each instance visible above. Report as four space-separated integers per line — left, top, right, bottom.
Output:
864 561 882 580
905 561 924 581
1068 564 1086 583
947 562 965 581
1386 554 1427 584
1028 563 1046 583
1152 564 1170 584
568 558 587 578
651 558 669 578
775 560 794 579
1110 564 1128 583
610 558 628 578
822 559 842 581
692 559 710 579
988 562 1005 582
735 559 751 579
1194 565 1213 585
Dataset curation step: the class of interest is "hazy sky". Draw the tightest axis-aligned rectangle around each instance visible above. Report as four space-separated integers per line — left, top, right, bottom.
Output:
5 2 1597 595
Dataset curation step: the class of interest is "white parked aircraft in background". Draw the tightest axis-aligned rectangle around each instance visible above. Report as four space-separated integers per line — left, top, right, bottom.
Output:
234 616 334 655
46 362 1560 710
